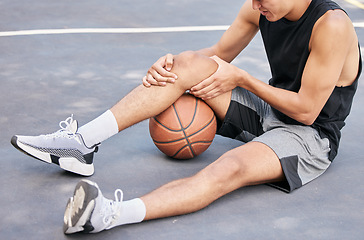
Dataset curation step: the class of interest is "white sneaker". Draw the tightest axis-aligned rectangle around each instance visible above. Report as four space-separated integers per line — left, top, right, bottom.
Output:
63 179 123 234
11 115 98 176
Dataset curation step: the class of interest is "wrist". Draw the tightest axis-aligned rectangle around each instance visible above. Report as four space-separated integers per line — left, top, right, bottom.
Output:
236 68 249 88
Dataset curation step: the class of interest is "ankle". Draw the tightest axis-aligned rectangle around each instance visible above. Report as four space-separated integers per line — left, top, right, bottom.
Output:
109 198 146 229
78 110 119 147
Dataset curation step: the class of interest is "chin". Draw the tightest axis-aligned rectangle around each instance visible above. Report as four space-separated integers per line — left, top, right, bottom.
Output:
264 15 281 22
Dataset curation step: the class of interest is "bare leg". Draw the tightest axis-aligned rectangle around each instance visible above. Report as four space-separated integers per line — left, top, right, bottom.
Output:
110 51 219 131
111 51 284 221
63 51 284 233
141 142 284 220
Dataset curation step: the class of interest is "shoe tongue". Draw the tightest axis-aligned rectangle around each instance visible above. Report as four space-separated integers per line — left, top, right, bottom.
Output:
68 119 78 134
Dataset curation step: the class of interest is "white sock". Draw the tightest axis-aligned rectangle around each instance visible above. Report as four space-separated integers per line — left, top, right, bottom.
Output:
110 198 146 228
77 110 119 147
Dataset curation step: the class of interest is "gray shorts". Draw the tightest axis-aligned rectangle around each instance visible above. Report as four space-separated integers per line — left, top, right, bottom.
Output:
217 87 331 192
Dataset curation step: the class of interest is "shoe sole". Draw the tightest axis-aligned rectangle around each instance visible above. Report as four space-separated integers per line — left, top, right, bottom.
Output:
11 136 94 176
63 180 99 234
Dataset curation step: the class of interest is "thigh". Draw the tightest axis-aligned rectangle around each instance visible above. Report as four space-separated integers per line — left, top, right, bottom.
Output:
233 141 285 186
216 87 269 142
204 90 231 122
253 124 331 192
204 141 284 195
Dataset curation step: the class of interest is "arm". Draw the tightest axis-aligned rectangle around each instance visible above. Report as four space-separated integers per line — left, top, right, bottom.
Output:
244 10 355 125
197 0 260 62
143 0 260 87
193 10 356 125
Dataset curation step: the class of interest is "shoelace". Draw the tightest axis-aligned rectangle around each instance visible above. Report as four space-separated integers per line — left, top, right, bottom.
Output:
44 115 81 144
102 189 123 226
59 114 75 131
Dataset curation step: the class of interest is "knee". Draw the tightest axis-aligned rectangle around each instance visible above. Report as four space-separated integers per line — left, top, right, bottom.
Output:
172 51 202 76
172 51 218 89
205 151 249 189
174 51 199 68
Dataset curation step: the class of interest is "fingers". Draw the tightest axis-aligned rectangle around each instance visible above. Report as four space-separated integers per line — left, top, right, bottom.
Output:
189 57 225 99
165 53 174 71
143 73 167 87
148 67 177 85
143 54 178 87
191 81 225 100
142 76 151 87
190 77 213 93
191 86 220 100
190 76 216 99
154 66 177 83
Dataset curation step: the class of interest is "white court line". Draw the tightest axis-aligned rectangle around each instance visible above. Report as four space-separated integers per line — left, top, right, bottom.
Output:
344 0 364 9
353 22 364 28
0 25 230 37
0 22 363 37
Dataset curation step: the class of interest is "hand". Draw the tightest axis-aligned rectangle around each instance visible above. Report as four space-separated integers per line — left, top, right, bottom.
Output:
190 56 241 100
143 53 178 87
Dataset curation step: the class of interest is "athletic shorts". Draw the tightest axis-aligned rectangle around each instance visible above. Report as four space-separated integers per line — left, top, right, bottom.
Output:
217 87 331 193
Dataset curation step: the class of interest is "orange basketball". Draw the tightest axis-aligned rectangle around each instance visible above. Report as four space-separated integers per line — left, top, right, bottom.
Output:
149 94 217 159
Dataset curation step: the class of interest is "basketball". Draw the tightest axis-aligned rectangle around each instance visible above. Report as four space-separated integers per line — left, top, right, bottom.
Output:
149 93 217 159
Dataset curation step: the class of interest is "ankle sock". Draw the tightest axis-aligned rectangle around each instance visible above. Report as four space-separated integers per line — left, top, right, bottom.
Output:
78 110 119 147
109 198 146 229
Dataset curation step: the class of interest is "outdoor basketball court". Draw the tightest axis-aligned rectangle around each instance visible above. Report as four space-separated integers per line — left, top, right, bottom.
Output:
0 0 363 239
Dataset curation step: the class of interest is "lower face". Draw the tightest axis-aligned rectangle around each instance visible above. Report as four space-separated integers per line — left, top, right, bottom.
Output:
253 0 292 22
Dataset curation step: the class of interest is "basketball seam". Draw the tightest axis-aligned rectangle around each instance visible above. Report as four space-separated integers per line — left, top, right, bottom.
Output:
151 95 216 159
172 141 214 158
171 113 216 158
152 117 181 132
152 100 198 132
152 115 216 144
172 98 199 157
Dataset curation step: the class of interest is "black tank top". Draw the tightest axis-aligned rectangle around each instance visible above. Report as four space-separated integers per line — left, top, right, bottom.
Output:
259 0 362 160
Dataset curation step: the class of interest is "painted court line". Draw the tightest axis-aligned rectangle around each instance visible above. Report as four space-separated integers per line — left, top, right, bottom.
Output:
0 26 230 37
353 22 364 28
0 22 363 37
344 0 364 9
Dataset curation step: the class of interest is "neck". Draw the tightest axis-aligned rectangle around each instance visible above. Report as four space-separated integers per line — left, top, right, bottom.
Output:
285 0 312 21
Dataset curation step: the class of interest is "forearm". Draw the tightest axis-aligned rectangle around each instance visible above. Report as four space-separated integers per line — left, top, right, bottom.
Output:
195 45 239 64
238 70 317 125
195 46 218 58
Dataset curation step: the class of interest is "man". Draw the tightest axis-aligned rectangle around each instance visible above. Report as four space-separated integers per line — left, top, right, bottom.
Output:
11 0 361 234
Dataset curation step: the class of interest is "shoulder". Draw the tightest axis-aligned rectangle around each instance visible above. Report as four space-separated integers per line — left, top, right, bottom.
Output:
316 9 352 30
310 9 354 49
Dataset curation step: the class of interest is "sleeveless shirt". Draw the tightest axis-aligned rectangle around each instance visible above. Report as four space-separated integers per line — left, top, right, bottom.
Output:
259 0 362 160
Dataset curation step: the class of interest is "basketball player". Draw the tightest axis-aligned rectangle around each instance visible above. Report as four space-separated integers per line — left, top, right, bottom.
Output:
11 0 361 234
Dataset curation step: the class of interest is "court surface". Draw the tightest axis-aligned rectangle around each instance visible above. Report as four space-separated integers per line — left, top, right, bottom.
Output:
0 1 363 239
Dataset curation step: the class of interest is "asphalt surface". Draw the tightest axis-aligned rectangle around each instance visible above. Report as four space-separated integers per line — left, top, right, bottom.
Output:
0 0 363 239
